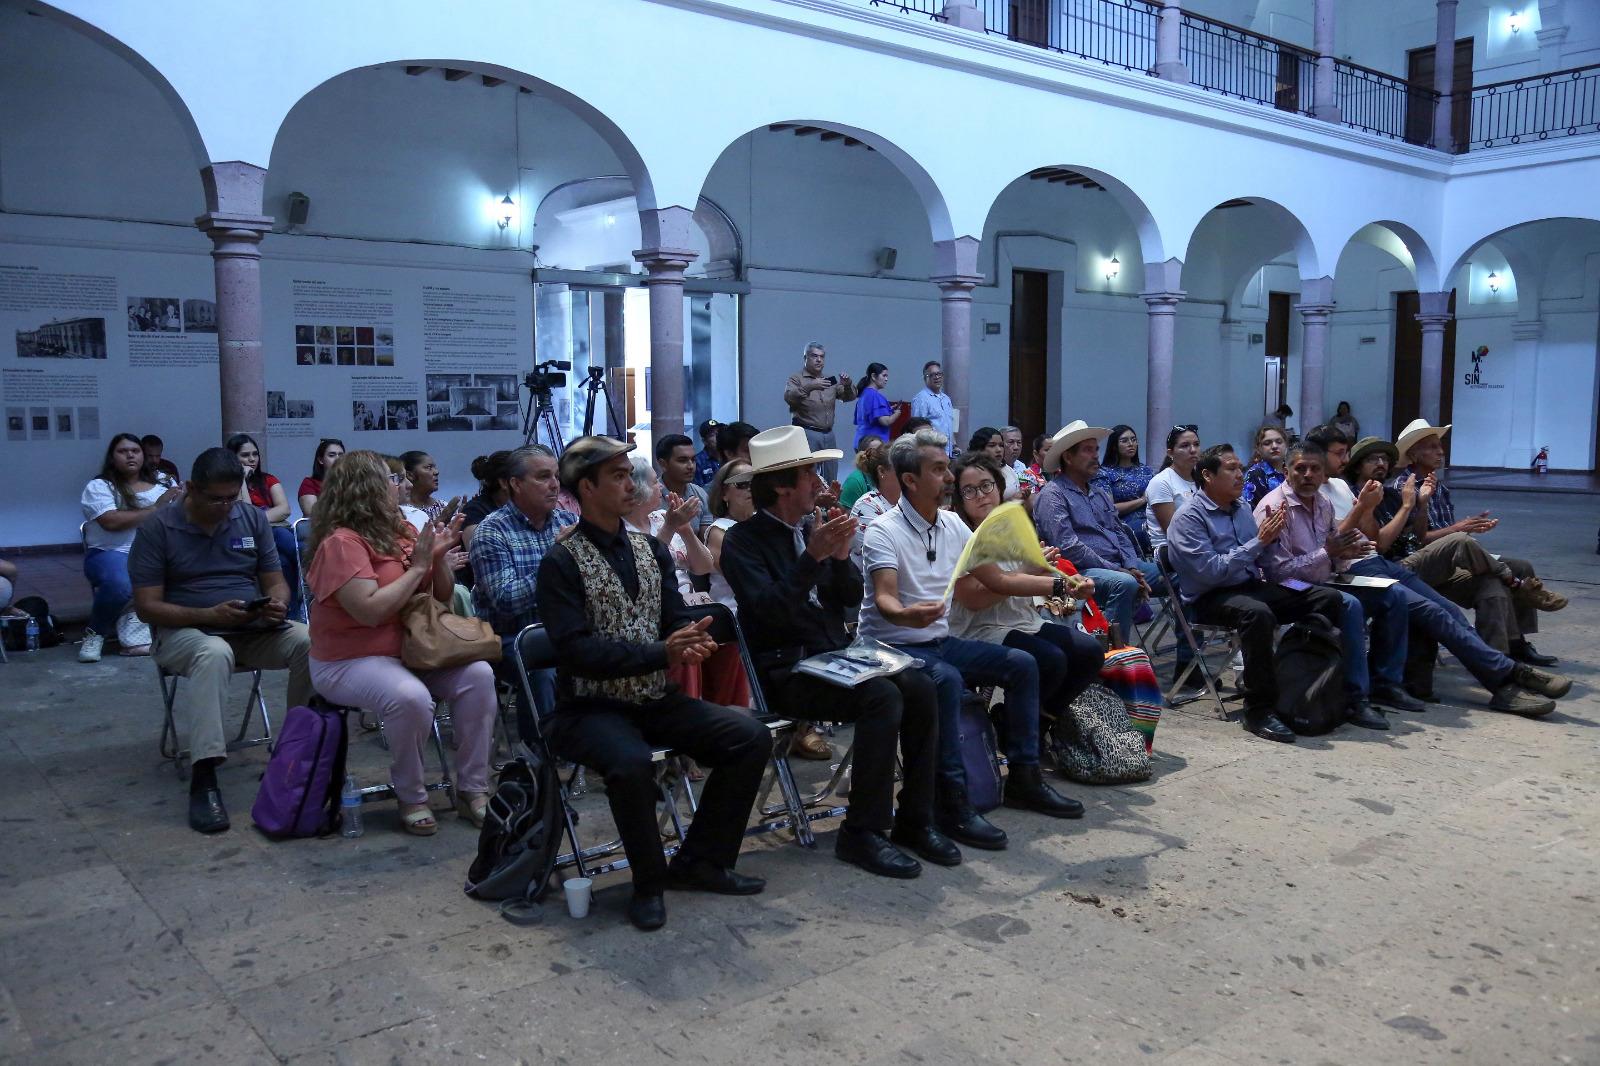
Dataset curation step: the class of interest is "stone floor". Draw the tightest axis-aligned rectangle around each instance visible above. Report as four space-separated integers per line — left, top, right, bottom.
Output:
1 488 1597 1065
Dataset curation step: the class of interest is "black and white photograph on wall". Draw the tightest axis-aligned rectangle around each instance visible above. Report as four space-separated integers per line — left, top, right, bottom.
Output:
375 327 394 348
287 399 314 419
337 346 355 366
356 347 374 366
352 401 384 432
427 402 470 432
54 408 74 438
296 345 315 366
29 408 49 438
15 317 108 359
426 373 470 401
267 391 287 419
375 348 394 367
486 402 520 431
182 298 217 332
356 326 374 346
336 326 355 346
316 345 335 365
477 373 519 403
316 325 335 345
128 297 181 332
386 400 418 431
77 406 99 439
6 409 24 442
295 325 315 345
450 386 495 417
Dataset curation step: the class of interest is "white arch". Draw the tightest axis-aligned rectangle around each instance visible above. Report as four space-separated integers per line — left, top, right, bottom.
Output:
976 163 1168 272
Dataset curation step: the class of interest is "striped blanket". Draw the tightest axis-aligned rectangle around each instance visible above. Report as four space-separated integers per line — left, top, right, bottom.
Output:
1099 645 1163 752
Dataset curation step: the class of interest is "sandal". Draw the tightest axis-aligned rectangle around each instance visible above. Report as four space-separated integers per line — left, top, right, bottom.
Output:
455 792 489 828
400 804 438 836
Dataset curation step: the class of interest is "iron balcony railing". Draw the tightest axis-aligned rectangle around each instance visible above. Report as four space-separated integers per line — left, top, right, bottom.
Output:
1456 62 1600 152
1333 59 1439 144
1178 13 1313 115
975 0 1159 73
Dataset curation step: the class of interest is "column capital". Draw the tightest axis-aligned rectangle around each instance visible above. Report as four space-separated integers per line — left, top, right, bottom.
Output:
1415 311 1452 331
1511 320 1545 341
1295 301 1336 320
1140 289 1185 311
195 210 273 239
633 246 698 281
931 273 984 296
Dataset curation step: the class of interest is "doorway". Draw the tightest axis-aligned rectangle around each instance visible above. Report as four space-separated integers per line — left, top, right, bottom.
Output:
1407 37 1473 150
1009 269 1050 442
1392 289 1456 438
1265 291 1292 416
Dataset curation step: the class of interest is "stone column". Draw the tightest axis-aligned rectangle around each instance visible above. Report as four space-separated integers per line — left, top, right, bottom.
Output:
1432 0 1459 150
1142 294 1184 455
1536 0 1569 73
1155 1 1189 83
940 0 986 31
932 236 983 443
1506 320 1542 466
634 206 699 441
1416 290 1453 425
1296 277 1335 429
1311 0 1341 123
196 163 274 447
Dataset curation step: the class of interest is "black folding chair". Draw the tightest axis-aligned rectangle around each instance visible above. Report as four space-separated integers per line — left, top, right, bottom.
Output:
1154 546 1242 719
156 661 273 778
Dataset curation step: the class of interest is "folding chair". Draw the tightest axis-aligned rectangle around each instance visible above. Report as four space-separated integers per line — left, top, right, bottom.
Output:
342 701 456 804
290 517 311 612
156 660 273 778
1154 546 1243 719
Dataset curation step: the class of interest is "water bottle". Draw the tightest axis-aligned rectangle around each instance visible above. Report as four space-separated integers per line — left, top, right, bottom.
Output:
340 775 363 838
24 616 39 652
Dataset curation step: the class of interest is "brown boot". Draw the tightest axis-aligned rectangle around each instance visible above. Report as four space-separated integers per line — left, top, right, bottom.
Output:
1513 576 1567 612
791 723 833 761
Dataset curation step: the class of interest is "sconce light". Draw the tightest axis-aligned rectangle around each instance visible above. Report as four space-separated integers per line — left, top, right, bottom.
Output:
1507 11 1524 34
497 194 516 230
1486 271 1500 293
1105 256 1121 281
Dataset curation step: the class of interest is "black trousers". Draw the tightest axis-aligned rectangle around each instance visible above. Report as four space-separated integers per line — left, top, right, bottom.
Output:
547 695 769 894
776 668 939 832
1003 621 1106 714
1191 580 1343 713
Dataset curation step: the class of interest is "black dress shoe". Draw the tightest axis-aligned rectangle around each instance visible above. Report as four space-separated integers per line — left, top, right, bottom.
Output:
1242 711 1296 743
889 822 962 867
1370 682 1426 713
188 788 230 833
1002 765 1085 819
835 826 921 879
1510 640 1559 667
628 892 666 931
935 791 1008 851
1345 699 1390 731
1404 683 1442 705
664 857 766 896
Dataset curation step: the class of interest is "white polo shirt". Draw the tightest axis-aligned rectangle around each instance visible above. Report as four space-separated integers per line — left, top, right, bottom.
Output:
1320 478 1355 522
857 497 972 645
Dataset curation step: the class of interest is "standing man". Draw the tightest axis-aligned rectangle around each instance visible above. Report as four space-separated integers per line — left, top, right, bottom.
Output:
655 433 712 538
469 445 578 744
128 447 313 833
692 419 722 488
783 342 855 483
722 426 957 879
536 437 770 932
911 361 956 454
1165 444 1346 743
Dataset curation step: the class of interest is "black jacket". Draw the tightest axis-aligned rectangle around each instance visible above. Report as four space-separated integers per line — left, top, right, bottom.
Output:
721 510 860 657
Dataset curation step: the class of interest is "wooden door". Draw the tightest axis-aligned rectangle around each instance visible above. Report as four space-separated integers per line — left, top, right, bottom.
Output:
1407 38 1473 150
1009 269 1049 442
1266 291 1292 414
1009 0 1049 47
1275 50 1302 113
1392 289 1457 437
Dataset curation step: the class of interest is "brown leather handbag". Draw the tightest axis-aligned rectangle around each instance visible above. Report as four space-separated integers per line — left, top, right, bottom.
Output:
399 592 501 671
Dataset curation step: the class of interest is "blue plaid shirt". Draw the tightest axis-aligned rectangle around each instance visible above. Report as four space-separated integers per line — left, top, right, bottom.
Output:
469 502 578 636
1387 466 1455 529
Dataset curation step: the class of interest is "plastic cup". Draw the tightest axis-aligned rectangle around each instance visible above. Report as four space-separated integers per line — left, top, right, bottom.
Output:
563 877 593 919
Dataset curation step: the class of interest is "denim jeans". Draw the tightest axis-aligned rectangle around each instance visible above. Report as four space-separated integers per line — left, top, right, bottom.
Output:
83 547 132 637
1348 556 1513 690
890 634 1041 791
272 525 302 621
1333 585 1409 695
1085 559 1164 650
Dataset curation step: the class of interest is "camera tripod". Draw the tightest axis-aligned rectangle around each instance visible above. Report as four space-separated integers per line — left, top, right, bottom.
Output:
521 385 566 454
581 365 623 439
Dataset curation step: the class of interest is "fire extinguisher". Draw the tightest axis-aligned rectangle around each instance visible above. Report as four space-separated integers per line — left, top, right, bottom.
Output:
1532 445 1549 475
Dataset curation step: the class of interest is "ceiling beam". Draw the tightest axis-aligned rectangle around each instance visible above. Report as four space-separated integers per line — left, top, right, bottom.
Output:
481 75 504 88
404 65 431 76
443 68 471 82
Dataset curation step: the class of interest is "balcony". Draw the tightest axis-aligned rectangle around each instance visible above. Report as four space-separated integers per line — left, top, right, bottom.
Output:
864 0 1599 153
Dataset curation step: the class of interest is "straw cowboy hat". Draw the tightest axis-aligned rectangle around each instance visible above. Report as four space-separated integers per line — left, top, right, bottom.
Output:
1394 418 1450 462
1041 420 1110 473
1348 435 1399 473
746 425 842 475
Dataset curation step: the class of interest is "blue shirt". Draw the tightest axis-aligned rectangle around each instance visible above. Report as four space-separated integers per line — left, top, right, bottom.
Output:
1165 490 1265 601
469 501 579 636
910 387 955 454
1242 460 1284 508
1034 474 1142 571
854 386 893 449
693 448 720 488
1386 466 1454 529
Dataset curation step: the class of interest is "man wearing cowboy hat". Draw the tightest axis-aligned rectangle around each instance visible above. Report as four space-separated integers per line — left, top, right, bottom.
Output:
536 436 771 932
1033 419 1162 641
1383 419 1565 667
721 426 958 879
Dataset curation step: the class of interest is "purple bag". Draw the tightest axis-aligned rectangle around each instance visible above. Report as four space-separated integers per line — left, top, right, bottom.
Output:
251 700 348 839
958 692 1003 813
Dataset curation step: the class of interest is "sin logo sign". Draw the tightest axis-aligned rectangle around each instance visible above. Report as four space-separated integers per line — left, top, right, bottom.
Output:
1463 345 1490 387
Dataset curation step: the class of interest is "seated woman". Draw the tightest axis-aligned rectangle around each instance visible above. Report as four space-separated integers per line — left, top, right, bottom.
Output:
296 438 345 519
79 433 181 661
305 450 497 835
227 433 303 620
401 450 446 522
838 438 884 510
1142 425 1201 553
455 450 512 588
1092 424 1154 553
968 426 1021 500
853 362 898 451
1242 424 1288 507
385 455 431 533
705 459 755 613
948 452 1104 728
849 444 899 574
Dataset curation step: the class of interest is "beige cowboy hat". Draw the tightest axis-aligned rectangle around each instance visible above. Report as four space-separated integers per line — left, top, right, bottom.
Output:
746 425 842 475
1394 418 1450 462
1041 420 1110 473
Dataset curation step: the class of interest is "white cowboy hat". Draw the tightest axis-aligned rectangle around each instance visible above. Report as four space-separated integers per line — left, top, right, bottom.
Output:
1394 418 1451 461
746 425 842 475
1041 420 1110 473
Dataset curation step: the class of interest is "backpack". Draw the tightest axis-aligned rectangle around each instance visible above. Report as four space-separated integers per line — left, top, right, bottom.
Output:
1047 683 1153 785
464 752 564 925
1275 616 1346 735
251 699 349 838
958 692 1004 813
12 596 63 648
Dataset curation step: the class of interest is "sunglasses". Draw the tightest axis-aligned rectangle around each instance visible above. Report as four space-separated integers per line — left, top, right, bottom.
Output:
1172 424 1198 433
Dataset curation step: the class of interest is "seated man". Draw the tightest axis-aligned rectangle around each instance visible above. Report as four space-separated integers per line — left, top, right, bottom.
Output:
655 433 712 538
858 427 1080 852
536 436 770 932
128 447 312 833
1253 441 1421 730
468 444 577 744
1033 420 1160 642
1383 420 1564 666
722 426 957 879
1165 444 1345 743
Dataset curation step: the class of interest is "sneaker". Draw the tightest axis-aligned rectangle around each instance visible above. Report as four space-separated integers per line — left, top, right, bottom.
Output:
1487 684 1555 717
1513 576 1567 613
78 631 104 663
1511 663 1571 699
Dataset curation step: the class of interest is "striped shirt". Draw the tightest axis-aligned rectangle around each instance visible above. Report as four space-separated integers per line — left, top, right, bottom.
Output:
469 501 579 636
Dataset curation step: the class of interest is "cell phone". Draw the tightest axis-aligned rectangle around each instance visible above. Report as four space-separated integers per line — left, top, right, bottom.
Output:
439 496 463 525
1278 578 1313 592
243 596 272 611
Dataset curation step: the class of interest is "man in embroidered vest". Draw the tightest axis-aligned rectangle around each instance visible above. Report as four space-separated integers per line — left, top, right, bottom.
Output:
536 436 770 932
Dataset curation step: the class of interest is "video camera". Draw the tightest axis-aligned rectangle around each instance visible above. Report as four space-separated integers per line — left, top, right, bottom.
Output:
524 359 571 394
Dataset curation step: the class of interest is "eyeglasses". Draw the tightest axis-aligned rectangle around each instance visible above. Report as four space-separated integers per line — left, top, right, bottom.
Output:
958 479 997 500
726 478 752 489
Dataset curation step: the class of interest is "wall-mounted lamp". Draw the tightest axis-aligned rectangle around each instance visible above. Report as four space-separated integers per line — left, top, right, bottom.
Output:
1506 11 1524 34
497 194 517 230
1486 271 1500 293
1105 256 1121 281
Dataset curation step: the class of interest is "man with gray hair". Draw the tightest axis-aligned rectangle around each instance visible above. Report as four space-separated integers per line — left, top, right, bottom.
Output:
470 444 578 742
783 341 855 482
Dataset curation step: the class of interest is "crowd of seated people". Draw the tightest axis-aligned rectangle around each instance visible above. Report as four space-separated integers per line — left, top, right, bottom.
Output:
92 399 1576 933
